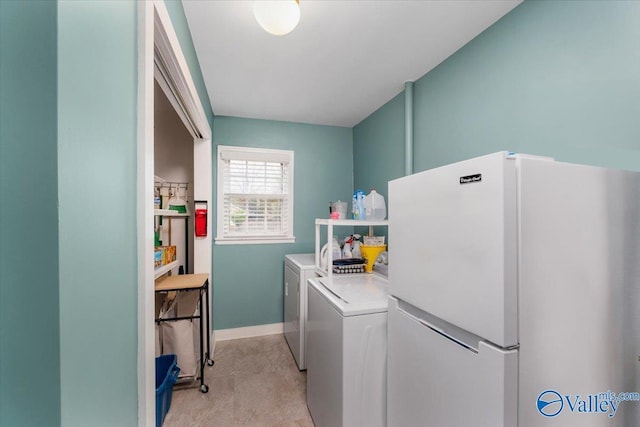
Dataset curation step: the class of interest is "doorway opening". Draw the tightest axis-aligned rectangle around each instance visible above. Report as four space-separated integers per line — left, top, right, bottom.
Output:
138 2 213 425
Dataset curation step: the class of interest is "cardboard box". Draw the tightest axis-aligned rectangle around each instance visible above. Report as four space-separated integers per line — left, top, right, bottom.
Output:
162 246 176 265
155 246 177 266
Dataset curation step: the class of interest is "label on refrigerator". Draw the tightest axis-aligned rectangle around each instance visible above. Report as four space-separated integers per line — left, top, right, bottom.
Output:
459 173 482 184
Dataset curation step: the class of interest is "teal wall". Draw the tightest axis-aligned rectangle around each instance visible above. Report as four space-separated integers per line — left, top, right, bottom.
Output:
413 0 640 172
353 92 405 198
1 0 228 424
355 0 640 185
54 1 211 425
58 2 138 425
212 116 353 329
0 2 60 426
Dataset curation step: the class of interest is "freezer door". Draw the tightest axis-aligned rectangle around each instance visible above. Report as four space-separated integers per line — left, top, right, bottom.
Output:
388 151 520 347
387 297 518 427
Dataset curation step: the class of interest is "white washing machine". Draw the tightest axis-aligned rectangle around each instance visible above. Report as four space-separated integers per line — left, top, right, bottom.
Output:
284 253 317 370
306 274 388 427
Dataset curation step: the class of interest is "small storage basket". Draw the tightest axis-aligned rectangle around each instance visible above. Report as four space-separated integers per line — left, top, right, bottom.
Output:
156 354 180 427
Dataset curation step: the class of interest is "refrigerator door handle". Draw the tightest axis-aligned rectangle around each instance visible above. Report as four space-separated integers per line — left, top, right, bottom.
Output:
421 321 479 354
397 299 480 353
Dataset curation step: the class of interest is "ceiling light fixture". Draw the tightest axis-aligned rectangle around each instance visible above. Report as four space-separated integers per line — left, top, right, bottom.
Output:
254 0 300 36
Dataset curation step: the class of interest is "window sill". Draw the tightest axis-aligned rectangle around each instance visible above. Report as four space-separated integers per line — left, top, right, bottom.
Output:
215 237 295 245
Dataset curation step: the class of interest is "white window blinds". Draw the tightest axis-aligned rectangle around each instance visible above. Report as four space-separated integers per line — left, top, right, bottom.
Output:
216 146 294 244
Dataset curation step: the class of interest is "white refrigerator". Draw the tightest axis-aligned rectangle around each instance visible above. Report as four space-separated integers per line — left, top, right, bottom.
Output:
387 152 639 426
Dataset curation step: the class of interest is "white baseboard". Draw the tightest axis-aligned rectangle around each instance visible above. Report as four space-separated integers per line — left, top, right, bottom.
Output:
214 322 284 342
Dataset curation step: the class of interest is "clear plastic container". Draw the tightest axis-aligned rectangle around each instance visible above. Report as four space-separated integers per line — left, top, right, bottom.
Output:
363 189 386 220
329 201 348 219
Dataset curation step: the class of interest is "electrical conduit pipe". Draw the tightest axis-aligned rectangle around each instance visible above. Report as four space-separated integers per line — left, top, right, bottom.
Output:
404 81 414 176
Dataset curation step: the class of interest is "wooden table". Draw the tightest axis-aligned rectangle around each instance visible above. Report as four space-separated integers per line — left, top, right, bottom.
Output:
155 273 213 393
155 273 208 292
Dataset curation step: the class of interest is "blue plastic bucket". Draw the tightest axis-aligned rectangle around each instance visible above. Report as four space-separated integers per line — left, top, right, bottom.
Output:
156 354 180 427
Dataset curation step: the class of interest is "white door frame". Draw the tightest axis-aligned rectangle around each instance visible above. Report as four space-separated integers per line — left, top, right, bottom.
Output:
138 2 213 425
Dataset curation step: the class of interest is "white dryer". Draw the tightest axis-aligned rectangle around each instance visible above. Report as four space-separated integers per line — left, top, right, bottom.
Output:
306 274 389 427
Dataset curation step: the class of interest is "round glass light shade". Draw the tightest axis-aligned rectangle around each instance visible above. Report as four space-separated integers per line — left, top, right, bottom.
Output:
254 1 300 36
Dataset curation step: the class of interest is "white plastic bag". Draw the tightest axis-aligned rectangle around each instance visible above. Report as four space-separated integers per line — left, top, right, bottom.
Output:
161 320 197 378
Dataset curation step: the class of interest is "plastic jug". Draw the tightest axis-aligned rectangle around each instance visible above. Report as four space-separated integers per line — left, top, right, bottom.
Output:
320 236 343 268
363 189 386 220
331 237 342 260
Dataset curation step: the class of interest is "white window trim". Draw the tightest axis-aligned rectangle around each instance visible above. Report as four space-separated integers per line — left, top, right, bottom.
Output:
216 145 295 245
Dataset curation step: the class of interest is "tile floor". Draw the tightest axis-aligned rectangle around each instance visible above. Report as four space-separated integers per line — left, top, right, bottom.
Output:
163 334 314 427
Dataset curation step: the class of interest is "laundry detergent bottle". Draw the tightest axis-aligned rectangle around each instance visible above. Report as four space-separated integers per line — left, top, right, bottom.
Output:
352 190 366 219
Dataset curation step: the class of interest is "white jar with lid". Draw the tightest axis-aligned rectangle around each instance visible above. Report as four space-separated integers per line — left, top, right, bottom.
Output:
363 189 386 220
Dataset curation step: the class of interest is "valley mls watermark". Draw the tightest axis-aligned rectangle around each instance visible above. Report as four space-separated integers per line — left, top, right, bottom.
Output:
537 389 640 418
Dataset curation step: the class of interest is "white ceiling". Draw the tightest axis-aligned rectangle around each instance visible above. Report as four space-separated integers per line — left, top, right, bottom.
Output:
183 0 522 128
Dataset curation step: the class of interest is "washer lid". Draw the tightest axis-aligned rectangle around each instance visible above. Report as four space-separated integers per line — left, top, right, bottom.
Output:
309 274 389 316
285 253 316 270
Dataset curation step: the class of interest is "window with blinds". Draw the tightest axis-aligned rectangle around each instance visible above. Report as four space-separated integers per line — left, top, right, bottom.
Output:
216 146 294 244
